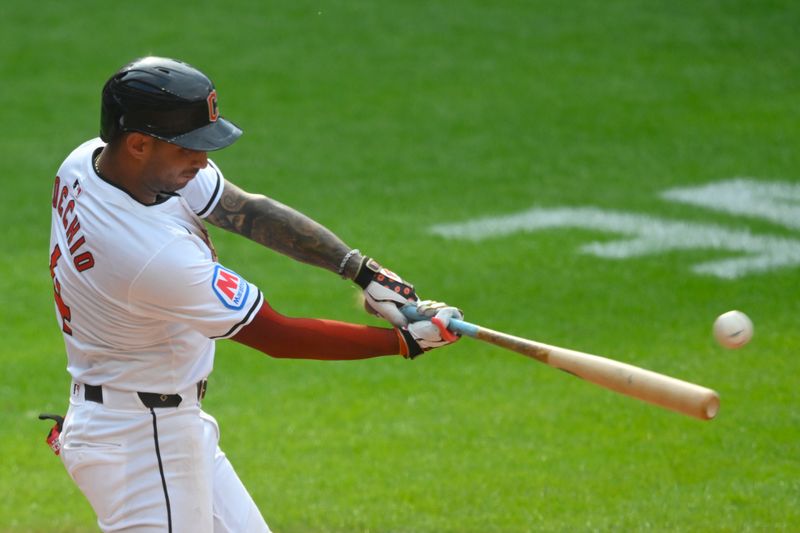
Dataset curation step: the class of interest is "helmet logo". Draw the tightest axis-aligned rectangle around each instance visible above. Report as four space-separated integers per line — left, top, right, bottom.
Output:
207 90 219 122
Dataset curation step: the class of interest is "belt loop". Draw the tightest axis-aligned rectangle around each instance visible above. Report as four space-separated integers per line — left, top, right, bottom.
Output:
197 379 208 401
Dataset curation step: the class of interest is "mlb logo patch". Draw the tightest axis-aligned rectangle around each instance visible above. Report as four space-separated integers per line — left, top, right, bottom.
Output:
212 265 249 310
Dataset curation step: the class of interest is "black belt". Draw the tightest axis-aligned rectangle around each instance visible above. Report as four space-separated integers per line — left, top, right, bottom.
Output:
84 380 208 408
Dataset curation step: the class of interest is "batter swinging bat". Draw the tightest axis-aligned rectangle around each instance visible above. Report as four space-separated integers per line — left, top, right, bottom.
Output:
403 306 720 420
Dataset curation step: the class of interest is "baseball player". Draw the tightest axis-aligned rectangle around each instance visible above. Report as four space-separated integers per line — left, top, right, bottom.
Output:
46 56 462 532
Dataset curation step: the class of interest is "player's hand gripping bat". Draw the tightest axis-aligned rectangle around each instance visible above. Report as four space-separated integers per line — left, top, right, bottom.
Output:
402 306 719 420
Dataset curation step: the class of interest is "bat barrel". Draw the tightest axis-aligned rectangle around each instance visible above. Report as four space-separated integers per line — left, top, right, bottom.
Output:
477 327 721 421
549 346 720 420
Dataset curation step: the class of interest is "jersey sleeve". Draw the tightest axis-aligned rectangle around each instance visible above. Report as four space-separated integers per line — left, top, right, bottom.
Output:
178 159 225 218
128 234 263 339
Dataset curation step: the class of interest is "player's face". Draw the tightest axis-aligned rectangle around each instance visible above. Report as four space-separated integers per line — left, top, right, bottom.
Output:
141 138 209 194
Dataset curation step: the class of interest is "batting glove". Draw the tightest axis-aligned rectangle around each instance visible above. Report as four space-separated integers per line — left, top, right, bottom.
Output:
354 256 418 328
396 301 464 359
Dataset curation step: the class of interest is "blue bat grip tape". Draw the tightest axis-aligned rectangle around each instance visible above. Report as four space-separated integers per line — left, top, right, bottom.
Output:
448 319 478 337
400 305 478 337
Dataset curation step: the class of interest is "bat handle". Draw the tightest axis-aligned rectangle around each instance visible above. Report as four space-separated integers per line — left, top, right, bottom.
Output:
400 304 478 337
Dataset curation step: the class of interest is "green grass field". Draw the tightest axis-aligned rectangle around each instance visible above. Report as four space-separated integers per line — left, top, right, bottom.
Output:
2 1 799 531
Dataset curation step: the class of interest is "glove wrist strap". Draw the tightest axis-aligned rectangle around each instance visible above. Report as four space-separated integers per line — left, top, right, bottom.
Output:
396 328 424 359
354 256 381 289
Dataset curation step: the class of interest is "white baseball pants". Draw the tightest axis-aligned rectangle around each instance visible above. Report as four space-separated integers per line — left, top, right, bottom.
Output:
60 383 271 532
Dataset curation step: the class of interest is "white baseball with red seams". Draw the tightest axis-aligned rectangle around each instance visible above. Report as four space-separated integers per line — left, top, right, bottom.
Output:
713 310 754 349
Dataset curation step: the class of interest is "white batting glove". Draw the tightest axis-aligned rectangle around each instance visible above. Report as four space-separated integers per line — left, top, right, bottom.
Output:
396 300 464 359
354 257 418 328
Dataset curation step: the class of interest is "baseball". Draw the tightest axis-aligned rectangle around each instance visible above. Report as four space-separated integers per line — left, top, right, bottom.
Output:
713 310 753 349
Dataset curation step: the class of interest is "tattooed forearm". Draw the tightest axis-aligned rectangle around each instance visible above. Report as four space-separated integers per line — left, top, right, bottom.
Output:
206 180 362 277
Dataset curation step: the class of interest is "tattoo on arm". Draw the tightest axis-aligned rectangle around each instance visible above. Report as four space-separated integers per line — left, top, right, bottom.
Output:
206 180 362 277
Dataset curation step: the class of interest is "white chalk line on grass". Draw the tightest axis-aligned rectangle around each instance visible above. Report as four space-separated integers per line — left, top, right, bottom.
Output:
662 178 800 231
429 179 800 279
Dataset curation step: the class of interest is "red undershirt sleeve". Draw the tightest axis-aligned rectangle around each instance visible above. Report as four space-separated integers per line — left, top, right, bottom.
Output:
230 299 402 360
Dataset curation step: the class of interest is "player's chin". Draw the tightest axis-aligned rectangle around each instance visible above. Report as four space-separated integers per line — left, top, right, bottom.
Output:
172 172 198 189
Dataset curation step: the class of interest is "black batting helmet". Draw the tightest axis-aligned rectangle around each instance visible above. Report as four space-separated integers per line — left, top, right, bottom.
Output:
100 57 242 151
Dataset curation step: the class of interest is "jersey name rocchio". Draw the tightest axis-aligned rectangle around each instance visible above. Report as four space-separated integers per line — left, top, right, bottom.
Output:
212 265 249 310
50 175 95 335
51 175 95 272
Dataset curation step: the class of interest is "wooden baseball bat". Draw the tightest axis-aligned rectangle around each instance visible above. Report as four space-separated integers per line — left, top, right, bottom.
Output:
404 307 720 420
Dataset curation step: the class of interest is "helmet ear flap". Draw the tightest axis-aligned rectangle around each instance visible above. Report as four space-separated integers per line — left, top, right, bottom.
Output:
100 79 124 143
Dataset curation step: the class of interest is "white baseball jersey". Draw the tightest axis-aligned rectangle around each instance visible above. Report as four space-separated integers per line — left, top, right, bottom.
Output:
49 138 264 393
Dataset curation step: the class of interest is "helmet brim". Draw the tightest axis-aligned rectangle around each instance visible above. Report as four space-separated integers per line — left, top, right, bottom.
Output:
167 117 242 151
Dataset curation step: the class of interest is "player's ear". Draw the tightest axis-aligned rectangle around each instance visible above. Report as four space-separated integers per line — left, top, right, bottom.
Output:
125 133 153 161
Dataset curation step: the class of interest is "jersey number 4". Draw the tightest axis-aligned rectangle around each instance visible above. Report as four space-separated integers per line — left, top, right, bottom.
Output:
49 244 73 335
